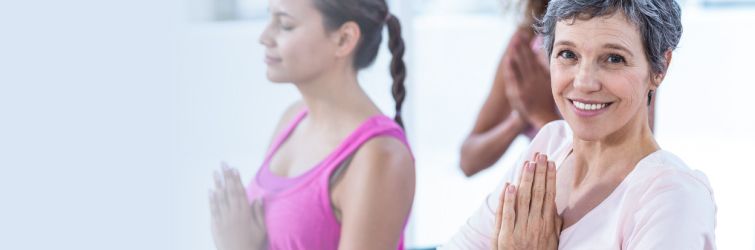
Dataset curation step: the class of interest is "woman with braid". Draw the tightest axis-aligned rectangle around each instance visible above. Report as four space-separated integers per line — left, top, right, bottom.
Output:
207 0 414 249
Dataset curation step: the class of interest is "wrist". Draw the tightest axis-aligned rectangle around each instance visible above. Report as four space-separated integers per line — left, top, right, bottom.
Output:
508 111 529 132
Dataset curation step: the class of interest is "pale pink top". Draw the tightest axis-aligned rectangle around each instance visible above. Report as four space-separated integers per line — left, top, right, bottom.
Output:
442 120 717 249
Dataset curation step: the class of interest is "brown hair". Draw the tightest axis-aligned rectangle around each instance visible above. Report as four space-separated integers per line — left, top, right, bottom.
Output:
313 0 407 129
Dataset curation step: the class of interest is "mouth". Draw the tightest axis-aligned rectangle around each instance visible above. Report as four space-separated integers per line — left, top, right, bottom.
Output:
264 55 282 65
568 98 614 117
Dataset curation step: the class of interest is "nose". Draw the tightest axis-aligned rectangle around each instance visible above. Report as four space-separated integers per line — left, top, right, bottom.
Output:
259 23 274 47
573 61 601 93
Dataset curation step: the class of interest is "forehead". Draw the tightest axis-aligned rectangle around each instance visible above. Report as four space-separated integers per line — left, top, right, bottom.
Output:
554 12 642 52
269 0 315 17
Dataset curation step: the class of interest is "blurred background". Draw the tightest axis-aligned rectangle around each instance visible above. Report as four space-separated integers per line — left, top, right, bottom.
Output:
1 0 754 249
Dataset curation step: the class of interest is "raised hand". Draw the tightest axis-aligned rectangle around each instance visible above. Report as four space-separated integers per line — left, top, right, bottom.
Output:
503 32 559 129
209 162 267 250
493 153 562 250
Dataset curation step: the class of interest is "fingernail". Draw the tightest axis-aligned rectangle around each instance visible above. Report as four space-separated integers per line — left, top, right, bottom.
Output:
508 185 516 193
539 153 547 161
528 162 536 172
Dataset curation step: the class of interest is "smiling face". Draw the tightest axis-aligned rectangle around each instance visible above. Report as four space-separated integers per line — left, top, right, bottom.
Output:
550 12 659 141
258 0 339 83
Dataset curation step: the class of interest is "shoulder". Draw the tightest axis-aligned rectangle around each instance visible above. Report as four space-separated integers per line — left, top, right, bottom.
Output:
621 151 717 248
350 136 415 183
627 150 716 212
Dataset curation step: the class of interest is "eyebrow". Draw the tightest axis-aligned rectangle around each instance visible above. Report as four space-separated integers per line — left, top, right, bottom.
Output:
266 6 295 19
553 40 634 56
553 40 576 48
603 43 634 57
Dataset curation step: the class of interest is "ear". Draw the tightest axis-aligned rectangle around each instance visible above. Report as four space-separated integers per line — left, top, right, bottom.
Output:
652 50 673 88
331 21 361 58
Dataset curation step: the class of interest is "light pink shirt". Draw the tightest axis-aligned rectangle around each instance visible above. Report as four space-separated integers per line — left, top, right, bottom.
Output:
442 120 717 249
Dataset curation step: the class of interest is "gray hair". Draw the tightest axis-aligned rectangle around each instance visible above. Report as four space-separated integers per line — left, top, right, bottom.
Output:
535 0 682 74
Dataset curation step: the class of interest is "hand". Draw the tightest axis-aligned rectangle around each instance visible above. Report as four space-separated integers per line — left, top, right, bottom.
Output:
493 153 562 250
209 162 267 250
503 32 559 129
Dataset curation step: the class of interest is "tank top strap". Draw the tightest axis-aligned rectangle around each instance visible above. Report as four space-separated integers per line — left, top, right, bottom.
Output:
261 109 308 165
317 115 411 178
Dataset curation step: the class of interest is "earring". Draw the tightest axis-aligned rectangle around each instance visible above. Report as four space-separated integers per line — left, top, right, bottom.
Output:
647 90 654 106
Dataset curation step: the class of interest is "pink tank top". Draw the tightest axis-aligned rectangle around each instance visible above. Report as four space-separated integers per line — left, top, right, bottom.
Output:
247 109 413 249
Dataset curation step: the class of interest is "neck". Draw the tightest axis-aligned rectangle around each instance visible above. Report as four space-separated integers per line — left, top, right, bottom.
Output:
570 111 659 186
294 65 379 130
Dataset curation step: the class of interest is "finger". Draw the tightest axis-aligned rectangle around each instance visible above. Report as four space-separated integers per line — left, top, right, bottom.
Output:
555 215 563 237
213 170 223 190
231 169 250 209
221 163 237 198
214 188 228 212
501 184 517 240
209 190 221 220
251 198 266 230
520 37 540 72
513 38 534 77
543 161 557 225
509 57 524 85
516 160 535 230
529 153 548 224
231 168 247 197
494 182 510 240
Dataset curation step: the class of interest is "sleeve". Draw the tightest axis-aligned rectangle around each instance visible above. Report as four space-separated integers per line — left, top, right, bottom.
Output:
624 171 717 250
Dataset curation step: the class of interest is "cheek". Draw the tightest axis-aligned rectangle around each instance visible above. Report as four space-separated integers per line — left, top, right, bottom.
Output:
606 71 648 107
278 32 335 72
550 63 573 98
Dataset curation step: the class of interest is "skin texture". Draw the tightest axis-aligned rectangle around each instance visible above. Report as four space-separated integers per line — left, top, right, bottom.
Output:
208 0 415 248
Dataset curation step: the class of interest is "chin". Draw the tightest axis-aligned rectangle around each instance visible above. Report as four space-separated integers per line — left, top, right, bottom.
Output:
265 70 290 83
566 118 611 142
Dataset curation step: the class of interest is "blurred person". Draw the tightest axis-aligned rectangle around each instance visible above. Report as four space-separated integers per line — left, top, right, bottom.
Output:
208 0 415 248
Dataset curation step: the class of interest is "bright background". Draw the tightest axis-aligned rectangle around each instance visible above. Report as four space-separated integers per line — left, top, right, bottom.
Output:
1 0 754 249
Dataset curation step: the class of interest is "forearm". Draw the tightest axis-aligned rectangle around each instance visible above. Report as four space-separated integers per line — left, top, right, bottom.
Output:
460 113 527 177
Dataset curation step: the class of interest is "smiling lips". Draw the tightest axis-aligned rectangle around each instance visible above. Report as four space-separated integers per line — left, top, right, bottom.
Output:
569 99 614 117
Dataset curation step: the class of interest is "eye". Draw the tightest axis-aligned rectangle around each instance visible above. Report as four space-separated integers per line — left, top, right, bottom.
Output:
607 54 625 64
278 21 294 31
557 50 577 60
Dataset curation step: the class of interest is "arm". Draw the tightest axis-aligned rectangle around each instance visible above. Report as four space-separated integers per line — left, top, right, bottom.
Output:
335 137 415 249
461 50 528 177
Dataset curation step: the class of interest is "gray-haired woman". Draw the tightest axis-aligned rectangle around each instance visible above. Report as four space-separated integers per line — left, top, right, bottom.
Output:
442 0 716 249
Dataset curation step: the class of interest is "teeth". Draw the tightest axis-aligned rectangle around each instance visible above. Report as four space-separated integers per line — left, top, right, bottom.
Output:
573 101 608 111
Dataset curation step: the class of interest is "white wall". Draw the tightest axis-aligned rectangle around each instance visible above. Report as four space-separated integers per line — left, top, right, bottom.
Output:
0 0 184 249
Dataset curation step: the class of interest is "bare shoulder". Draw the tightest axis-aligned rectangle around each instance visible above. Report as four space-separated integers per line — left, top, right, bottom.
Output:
351 136 414 179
